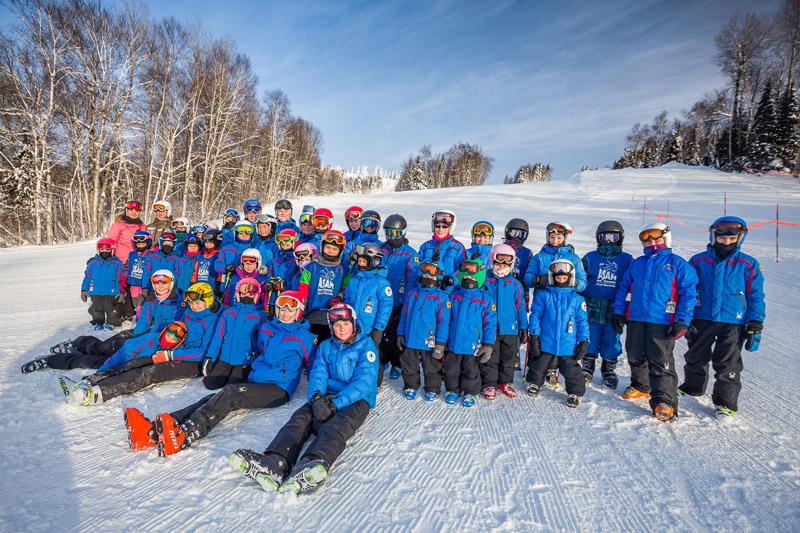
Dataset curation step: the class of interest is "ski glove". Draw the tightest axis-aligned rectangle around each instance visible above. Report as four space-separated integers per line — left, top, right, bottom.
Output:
115 293 126 304
396 335 406 351
475 344 493 364
518 329 529 345
202 358 214 376
258 265 270 276
272 278 286 292
744 322 763 352
432 343 446 360
685 321 698 345
370 329 382 348
534 275 548 288
441 275 455 288
80 291 89 302
141 288 151 299
668 322 689 340
529 335 542 358
573 340 588 360
310 393 337 423
612 314 627 335
226 264 237 273
152 350 173 364
329 295 343 308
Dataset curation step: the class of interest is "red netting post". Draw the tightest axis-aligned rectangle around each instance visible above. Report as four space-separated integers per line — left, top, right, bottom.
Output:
724 192 727 215
776 204 780 263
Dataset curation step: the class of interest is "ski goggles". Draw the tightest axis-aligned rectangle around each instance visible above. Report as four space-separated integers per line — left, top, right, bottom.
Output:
711 220 746 235
472 223 494 236
312 215 331 228
171 221 188 230
507 228 527 240
244 205 261 213
550 262 575 276
161 321 188 342
275 234 298 245
493 254 514 265
189 225 206 236
275 200 292 210
126 201 143 211
237 283 260 297
184 236 202 247
302 204 315 214
361 218 379 230
639 228 666 241
433 212 454 225
385 228 405 239
160 233 177 243
458 261 484 274
202 233 219 242
151 274 173 285
299 214 313 225
240 256 259 265
234 226 254 235
345 210 362 220
321 233 346 246
294 251 311 261
132 234 150 243
328 306 355 323
598 232 621 243
184 289 212 302
153 203 169 212
547 223 569 235
276 294 303 310
97 242 114 251
419 262 443 276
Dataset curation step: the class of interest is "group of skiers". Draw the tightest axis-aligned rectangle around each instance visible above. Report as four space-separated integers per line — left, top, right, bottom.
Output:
20 197 766 495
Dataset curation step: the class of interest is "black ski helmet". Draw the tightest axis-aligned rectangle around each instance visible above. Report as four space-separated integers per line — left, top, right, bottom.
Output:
505 218 529 242
360 210 381 224
350 242 384 270
202 228 223 250
595 220 625 246
383 214 407 231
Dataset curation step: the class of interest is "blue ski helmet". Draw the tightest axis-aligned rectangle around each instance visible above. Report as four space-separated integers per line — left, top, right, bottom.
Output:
243 198 262 213
132 230 152 249
709 216 748 247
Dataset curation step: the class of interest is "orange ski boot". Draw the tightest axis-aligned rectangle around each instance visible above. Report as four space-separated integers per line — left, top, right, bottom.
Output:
155 414 185 457
124 407 156 451
621 387 651 400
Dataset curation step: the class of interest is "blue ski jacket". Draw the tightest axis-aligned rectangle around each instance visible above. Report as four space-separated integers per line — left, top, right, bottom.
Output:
523 244 588 293
177 249 220 293
380 241 420 307
308 332 379 410
466 243 492 266
343 268 393 334
143 251 180 290
214 241 251 276
505 241 533 284
252 318 319 395
204 302 267 366
82 255 124 295
483 272 528 335
276 219 300 235
299 232 316 244
125 250 151 287
613 248 698 326
689 246 766 325
252 236 277 264
344 228 361 244
528 286 590 356
98 331 160 370
223 269 268 307
418 236 467 282
343 232 381 266
447 286 497 355
581 247 634 301
298 260 350 312
133 292 184 336
397 286 451 350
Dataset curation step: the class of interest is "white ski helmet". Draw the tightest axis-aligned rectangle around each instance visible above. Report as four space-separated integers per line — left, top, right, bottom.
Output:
546 222 573 246
639 222 672 249
151 269 176 291
153 199 172 217
171 217 190 231
431 209 457 234
240 248 262 269
548 259 576 288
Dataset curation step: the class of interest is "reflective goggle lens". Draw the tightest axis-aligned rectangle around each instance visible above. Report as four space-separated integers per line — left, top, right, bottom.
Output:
235 226 254 235
184 291 203 302
328 307 354 322
434 212 454 225
639 228 664 241
473 223 493 236
299 214 312 224
508 228 527 240
153 204 167 212
245 205 261 213
547 223 568 235
713 221 746 235
275 235 297 245
132 235 149 243
385 228 404 239
419 262 441 275
166 323 187 339
493 254 514 265
294 251 310 260
190 226 205 235
345 211 361 220
275 200 292 210
276 295 302 309
313 216 330 227
598 232 621 243
322 234 345 246
151 275 172 285
237 283 259 296
97 243 113 250
241 256 258 264
459 261 481 274
361 219 379 230
550 262 574 275
126 201 142 210
171 221 187 229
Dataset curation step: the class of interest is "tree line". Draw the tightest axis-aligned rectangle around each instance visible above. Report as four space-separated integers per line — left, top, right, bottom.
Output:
614 1 800 175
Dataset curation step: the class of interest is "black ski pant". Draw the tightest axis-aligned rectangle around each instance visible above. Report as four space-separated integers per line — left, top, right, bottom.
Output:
264 399 370 470
680 319 745 411
380 306 403 368
94 360 202 401
45 352 109 370
172 382 289 440
400 348 443 394
526 353 585 396
482 334 519 389
443 351 481 395
202 361 250 390
73 329 135 357
626 320 679 413
89 295 121 327
308 310 331 342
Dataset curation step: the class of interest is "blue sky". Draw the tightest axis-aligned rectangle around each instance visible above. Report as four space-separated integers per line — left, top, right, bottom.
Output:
0 0 784 182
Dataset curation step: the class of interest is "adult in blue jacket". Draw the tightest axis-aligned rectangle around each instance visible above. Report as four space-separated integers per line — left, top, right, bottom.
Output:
228 303 378 495
396 261 451 400
81 239 125 328
418 210 467 293
522 222 587 293
679 217 766 419
65 283 222 407
124 291 317 457
612 223 698 422
526 260 590 406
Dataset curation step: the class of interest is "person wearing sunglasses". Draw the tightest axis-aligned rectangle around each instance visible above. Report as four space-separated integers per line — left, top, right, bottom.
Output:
480 244 528 401
243 198 262 222
679 216 765 421
379 214 420 380
228 302 378 496
143 232 181 297
78 239 124 332
418 209 467 294
525 259 590 409
298 230 350 340
396 260 451 401
214 221 256 279
466 221 495 267
223 249 267 308
274 199 300 234
612 222 698 422
343 206 363 243
578 221 634 390
62 283 222 407
342 210 382 271
136 290 315 458
146 199 173 244
107 200 147 267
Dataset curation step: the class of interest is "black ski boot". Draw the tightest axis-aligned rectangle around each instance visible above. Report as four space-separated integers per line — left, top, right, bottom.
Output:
229 450 288 491
601 358 618 389
50 340 77 354
582 355 596 384
278 457 330 495
21 357 49 374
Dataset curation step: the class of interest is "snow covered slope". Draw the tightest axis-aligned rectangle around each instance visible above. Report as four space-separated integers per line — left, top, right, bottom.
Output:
1 164 798 532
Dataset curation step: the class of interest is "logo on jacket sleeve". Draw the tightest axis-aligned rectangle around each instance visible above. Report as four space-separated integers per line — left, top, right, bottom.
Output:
491 304 496 311
385 286 393 296
366 351 376 363
581 301 587 311
446 301 451 308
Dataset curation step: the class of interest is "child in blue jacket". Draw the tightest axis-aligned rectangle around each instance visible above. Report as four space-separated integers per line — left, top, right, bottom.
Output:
580 221 634 389
679 217 766 420
445 258 497 407
465 221 494 266
612 223 698 422
82 238 125 330
125 231 152 310
143 232 180 294
396 260 451 400
525 259 590 408
227 303 378 495
298 230 350 340
125 290 317 456
481 244 528 400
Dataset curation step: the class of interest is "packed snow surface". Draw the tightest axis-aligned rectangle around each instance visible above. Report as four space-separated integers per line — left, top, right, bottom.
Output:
1 164 798 532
